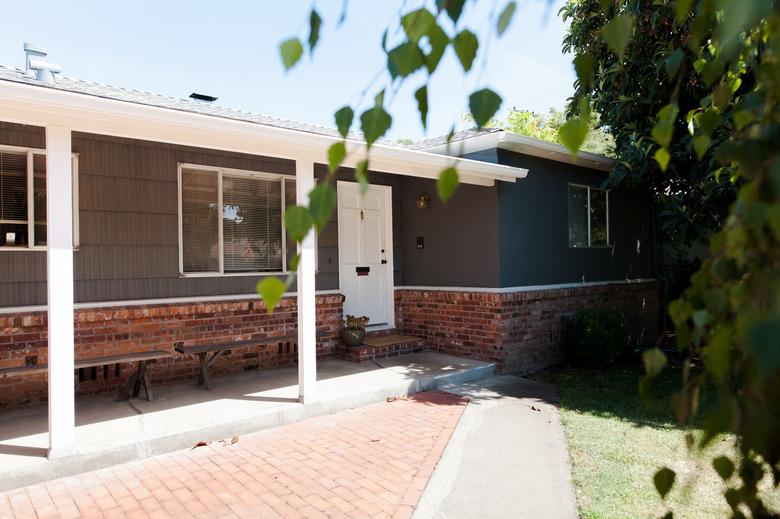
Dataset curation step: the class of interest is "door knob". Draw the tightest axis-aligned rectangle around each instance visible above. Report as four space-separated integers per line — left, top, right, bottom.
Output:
381 260 387 264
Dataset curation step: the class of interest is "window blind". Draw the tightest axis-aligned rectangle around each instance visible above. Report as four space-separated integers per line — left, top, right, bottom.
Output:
181 168 220 272
222 175 283 272
0 151 29 247
0 151 28 223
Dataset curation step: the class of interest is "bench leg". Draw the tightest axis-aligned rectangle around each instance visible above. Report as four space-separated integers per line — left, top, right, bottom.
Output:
117 364 141 401
197 352 212 390
141 363 154 402
132 362 144 397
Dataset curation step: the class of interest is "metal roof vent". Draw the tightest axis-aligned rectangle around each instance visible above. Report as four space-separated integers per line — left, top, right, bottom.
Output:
189 92 218 104
23 43 61 84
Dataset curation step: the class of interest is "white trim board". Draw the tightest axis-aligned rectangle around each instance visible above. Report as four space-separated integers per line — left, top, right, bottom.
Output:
395 279 656 294
421 131 615 172
0 289 343 315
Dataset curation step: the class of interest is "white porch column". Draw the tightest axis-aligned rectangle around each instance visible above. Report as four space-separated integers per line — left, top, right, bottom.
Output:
45 125 76 459
296 159 317 404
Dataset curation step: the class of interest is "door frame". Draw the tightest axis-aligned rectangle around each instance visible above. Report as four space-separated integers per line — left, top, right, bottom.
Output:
336 180 395 329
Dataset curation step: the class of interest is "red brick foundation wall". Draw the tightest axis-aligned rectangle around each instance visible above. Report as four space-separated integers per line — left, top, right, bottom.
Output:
395 281 659 374
0 293 343 409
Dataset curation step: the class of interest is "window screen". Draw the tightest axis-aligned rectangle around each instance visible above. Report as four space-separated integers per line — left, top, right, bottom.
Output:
568 185 589 247
181 168 220 272
568 184 609 247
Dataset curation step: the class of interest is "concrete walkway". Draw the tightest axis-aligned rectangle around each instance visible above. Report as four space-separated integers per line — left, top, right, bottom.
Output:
413 375 578 519
0 353 494 492
0 390 468 519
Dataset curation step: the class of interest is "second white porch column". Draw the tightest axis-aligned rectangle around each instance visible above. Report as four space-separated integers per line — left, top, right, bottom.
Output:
46 125 76 459
296 159 317 403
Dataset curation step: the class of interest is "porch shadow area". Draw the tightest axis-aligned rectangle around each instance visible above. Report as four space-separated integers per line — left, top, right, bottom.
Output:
0 352 494 492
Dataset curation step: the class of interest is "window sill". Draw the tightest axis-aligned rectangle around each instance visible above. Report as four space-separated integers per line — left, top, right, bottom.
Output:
180 270 320 278
0 247 80 252
569 245 613 249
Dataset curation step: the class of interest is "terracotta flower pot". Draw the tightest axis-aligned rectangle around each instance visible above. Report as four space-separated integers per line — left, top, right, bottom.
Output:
341 329 366 347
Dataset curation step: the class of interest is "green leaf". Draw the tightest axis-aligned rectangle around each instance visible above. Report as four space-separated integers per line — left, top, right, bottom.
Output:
674 0 695 22
469 88 502 128
558 117 589 157
574 53 595 88
335 106 354 138
355 160 369 194
308 9 322 52
733 110 754 130
665 48 685 78
360 104 392 147
424 24 449 73
284 205 313 243
695 109 720 136
401 8 436 43
327 142 346 173
496 1 517 36
602 15 635 59
279 38 303 70
746 317 780 379
437 0 465 23
452 29 479 72
643 348 668 378
652 103 679 148
387 41 426 78
437 167 459 202
654 467 676 499
415 85 429 129
654 147 671 171
256 277 287 314
712 456 735 480
308 183 337 232
693 135 711 160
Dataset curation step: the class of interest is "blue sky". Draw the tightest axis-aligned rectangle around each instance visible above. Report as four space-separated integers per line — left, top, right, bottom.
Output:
0 0 573 141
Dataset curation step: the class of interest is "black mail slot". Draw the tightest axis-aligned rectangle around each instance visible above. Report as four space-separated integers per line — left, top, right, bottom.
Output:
356 266 370 276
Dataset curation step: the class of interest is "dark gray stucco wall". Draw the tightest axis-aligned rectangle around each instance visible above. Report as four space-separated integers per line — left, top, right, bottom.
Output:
496 149 655 286
400 176 500 287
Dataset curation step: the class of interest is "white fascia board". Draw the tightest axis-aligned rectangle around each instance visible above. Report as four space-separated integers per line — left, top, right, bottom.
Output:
0 80 527 186
423 131 615 172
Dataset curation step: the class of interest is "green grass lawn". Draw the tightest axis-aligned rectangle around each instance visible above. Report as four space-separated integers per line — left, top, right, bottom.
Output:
542 363 779 519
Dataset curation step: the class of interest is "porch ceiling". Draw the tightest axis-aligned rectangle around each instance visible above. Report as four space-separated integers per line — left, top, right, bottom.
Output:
0 75 527 187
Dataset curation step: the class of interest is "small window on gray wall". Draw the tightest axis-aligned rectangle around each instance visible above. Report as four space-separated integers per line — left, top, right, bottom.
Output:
568 184 609 247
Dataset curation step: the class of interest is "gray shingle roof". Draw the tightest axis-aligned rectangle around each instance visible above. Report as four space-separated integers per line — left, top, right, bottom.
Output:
0 64 369 142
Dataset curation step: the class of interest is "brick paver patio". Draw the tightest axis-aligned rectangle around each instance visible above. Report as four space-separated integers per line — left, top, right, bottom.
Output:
0 390 467 519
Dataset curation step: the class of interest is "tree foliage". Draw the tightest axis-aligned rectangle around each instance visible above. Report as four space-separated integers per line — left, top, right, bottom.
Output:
478 107 615 156
562 1 780 516
562 0 739 251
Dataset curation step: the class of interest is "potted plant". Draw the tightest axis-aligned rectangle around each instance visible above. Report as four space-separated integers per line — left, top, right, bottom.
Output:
342 315 369 347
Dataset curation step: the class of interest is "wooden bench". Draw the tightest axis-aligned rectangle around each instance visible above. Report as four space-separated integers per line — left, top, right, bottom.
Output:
174 335 298 390
0 350 171 402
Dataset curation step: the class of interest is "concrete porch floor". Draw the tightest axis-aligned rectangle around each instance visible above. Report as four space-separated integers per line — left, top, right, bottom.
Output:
0 352 494 492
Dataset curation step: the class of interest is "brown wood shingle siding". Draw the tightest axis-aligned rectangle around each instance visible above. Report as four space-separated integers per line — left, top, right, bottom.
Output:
0 123 308 306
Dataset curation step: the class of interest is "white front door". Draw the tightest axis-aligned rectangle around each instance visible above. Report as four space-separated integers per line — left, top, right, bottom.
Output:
337 181 394 328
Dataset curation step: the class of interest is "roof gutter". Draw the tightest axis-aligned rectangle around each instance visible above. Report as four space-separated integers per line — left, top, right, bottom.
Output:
423 130 615 172
0 80 527 186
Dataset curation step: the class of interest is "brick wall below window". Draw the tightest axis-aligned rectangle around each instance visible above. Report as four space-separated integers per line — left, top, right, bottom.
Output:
395 281 659 374
0 294 343 409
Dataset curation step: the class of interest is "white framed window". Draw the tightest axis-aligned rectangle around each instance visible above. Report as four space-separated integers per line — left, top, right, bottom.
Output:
0 144 79 250
178 163 306 276
568 183 609 247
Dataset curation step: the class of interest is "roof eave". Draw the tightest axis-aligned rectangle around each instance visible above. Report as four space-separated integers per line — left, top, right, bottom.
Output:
0 79 527 186
422 130 615 172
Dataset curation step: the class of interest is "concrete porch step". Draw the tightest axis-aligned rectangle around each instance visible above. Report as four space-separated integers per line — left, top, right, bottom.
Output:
337 334 428 362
